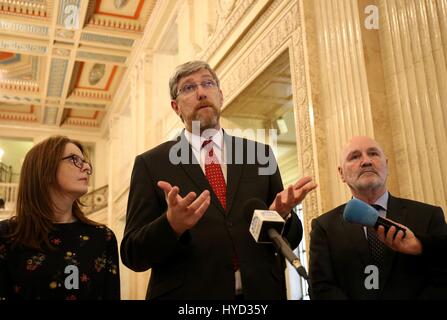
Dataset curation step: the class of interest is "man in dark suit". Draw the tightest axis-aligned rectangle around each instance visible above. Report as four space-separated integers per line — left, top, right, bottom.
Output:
309 136 447 299
120 61 317 300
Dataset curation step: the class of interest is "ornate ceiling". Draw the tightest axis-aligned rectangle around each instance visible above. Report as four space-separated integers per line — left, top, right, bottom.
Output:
0 0 156 131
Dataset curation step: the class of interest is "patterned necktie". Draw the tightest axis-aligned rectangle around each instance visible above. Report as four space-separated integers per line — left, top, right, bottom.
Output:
202 140 238 272
367 204 385 266
202 139 227 210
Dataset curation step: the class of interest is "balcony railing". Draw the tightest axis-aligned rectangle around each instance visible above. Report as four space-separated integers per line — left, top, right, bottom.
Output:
0 182 18 211
0 183 108 218
0 163 13 183
80 185 109 215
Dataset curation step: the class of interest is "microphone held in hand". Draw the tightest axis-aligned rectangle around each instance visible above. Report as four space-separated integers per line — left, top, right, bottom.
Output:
242 198 309 280
343 199 406 237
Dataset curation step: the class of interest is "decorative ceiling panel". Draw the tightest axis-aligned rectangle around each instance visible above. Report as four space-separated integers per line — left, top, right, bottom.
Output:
0 0 158 130
75 62 118 91
0 54 40 81
87 0 156 32
0 103 38 122
62 108 104 128
0 51 19 63
95 0 145 19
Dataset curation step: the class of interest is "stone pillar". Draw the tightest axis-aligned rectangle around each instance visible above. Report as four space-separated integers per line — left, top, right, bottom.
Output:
378 0 447 212
302 0 376 214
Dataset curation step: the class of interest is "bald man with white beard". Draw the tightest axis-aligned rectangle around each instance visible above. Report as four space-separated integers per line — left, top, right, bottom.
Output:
309 136 447 300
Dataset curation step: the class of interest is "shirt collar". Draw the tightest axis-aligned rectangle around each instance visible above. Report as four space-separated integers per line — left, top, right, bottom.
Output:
184 128 224 152
374 190 389 211
353 190 388 211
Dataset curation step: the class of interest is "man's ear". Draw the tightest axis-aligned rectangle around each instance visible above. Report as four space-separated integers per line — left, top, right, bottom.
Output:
171 100 179 114
171 100 184 122
338 166 346 183
219 88 224 105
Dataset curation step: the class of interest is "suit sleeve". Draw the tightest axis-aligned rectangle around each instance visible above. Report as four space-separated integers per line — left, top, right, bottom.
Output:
417 206 447 298
309 218 348 299
266 145 302 250
120 155 189 272
418 233 447 267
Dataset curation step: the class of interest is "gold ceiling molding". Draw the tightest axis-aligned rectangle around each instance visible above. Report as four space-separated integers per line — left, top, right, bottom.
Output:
88 16 143 32
64 117 100 127
71 89 112 101
0 81 39 93
0 0 48 18
0 113 38 122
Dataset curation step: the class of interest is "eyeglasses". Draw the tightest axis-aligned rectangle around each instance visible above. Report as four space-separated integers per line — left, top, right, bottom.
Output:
177 79 217 97
61 154 93 175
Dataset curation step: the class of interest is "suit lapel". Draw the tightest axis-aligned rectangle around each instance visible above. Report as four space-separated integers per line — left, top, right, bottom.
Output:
340 206 373 265
177 131 226 215
385 195 408 224
379 195 407 288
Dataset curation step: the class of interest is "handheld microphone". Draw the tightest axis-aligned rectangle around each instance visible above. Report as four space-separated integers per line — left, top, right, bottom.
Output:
343 198 406 237
243 198 309 280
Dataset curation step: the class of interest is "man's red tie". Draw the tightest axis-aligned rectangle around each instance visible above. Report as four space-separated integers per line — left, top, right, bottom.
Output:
202 139 227 210
202 140 239 272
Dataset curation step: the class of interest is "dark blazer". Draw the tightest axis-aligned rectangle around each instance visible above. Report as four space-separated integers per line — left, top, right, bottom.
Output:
309 194 447 299
418 234 447 267
120 131 303 300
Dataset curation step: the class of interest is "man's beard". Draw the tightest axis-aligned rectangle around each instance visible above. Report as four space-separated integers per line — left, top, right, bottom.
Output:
353 176 385 192
194 107 220 131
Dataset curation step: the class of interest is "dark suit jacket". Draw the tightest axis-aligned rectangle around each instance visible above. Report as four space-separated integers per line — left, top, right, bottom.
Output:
120 131 303 300
309 195 447 299
418 234 447 267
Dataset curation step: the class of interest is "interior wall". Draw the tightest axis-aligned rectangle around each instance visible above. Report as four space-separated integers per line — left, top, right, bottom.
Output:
0 138 33 182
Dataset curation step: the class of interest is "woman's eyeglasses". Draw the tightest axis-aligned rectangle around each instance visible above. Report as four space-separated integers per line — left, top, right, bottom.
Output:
61 154 93 175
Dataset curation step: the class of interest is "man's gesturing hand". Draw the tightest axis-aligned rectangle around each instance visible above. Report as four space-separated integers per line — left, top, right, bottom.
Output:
269 176 317 218
158 181 211 237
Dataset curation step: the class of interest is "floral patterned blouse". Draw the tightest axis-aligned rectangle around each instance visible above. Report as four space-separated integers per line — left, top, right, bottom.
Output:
0 220 120 300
